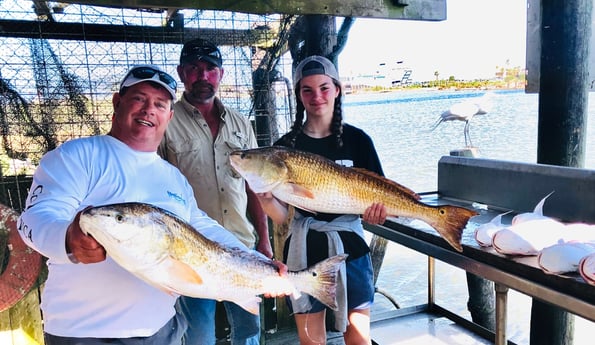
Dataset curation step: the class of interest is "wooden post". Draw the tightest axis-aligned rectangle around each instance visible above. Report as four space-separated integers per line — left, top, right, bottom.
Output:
272 207 294 330
494 283 509 345
530 302 575 345
534 1 592 343
538 0 591 168
467 274 496 330
537 0 593 167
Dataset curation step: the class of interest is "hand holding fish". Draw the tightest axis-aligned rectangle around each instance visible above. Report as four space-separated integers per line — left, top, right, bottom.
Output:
79 203 346 314
263 259 291 298
256 238 274 259
363 202 387 225
230 147 478 252
66 209 106 264
255 192 289 225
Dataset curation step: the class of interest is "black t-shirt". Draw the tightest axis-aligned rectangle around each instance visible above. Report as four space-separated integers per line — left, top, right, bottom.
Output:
275 123 384 264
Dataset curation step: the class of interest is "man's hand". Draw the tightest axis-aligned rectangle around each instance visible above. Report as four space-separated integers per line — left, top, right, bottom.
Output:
256 238 274 259
65 210 106 264
264 259 292 298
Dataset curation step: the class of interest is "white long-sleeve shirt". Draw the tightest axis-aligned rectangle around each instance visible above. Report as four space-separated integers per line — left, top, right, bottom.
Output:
18 135 248 338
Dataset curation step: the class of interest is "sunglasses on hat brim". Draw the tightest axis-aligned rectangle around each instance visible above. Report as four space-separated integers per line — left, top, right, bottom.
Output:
122 67 177 91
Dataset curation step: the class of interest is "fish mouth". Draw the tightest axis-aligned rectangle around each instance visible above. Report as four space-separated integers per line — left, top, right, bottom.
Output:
229 150 245 158
228 151 248 171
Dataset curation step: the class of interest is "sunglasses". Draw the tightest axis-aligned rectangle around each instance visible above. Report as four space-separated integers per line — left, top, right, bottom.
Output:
187 45 221 60
122 67 177 91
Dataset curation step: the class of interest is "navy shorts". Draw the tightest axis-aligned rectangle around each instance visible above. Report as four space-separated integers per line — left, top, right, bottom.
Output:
288 254 375 314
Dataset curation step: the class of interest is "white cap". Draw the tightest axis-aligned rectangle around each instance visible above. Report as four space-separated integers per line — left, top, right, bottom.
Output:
120 65 177 100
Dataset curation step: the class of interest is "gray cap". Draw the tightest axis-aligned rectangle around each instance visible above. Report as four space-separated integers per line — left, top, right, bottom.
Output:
293 55 340 87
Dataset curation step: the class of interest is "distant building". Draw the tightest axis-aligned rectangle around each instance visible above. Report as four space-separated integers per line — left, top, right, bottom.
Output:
342 61 413 90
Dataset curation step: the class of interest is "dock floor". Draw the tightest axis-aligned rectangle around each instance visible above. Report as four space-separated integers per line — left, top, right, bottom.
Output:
262 311 493 345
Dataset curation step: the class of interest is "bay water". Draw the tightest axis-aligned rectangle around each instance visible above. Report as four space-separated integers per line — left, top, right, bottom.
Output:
342 89 594 344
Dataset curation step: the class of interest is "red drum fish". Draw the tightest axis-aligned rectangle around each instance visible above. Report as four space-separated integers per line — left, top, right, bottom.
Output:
79 202 346 314
229 146 478 252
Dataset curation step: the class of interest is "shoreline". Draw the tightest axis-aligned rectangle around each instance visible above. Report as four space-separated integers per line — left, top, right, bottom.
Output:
345 85 525 96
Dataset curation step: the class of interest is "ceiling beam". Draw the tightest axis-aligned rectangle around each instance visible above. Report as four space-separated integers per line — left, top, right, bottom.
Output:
0 19 272 46
57 0 447 21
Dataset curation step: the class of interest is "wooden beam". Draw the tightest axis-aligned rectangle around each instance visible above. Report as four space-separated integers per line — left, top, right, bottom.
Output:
0 19 273 46
56 0 447 21
31 0 55 21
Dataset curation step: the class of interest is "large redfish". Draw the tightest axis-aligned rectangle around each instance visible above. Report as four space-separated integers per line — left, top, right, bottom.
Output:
229 146 478 252
79 202 346 314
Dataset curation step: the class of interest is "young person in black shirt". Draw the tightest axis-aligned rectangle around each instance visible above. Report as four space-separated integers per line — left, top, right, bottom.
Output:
256 55 387 345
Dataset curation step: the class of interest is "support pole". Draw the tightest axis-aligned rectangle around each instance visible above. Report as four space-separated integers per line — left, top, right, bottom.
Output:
494 283 509 345
538 0 591 167
533 1 591 343
467 274 495 330
428 256 435 307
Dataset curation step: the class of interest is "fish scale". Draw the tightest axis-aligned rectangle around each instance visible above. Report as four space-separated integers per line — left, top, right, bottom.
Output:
230 146 478 252
79 202 346 314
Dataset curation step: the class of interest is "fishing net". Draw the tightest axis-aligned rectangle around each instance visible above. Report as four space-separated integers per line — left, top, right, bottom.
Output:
0 1 296 211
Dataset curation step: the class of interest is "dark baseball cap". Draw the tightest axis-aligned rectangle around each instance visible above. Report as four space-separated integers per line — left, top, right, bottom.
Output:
179 38 223 67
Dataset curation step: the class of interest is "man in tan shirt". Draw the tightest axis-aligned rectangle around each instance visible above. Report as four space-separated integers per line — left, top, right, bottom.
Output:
159 38 271 345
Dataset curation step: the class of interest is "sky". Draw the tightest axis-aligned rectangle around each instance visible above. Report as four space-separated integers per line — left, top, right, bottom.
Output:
338 0 528 81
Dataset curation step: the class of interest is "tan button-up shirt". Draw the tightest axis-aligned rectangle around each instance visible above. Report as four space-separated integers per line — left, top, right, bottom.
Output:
159 96 258 247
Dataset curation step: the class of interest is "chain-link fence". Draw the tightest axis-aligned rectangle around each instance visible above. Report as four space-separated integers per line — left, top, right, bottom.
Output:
0 0 295 211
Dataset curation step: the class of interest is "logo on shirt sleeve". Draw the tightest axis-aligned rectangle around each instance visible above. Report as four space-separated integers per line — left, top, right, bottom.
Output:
167 191 187 206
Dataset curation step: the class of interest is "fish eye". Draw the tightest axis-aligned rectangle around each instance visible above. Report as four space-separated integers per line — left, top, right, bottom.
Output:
115 214 124 222
240 152 246 158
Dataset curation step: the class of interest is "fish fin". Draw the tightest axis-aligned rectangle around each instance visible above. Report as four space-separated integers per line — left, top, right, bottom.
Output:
234 297 262 315
288 183 315 199
162 257 203 286
534 191 555 215
154 285 182 297
491 210 512 225
132 257 203 297
352 168 421 200
289 254 348 311
274 185 318 214
292 204 319 214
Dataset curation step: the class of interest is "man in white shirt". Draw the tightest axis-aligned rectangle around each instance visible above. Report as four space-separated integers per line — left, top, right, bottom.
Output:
18 65 285 345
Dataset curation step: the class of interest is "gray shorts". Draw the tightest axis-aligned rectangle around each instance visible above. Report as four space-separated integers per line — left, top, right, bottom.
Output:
43 311 187 345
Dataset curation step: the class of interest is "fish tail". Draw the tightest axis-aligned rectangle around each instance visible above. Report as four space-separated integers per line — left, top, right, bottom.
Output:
428 205 478 252
290 254 348 311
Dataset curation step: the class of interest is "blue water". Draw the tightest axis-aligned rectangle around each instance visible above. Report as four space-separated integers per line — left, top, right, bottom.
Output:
343 89 594 192
342 89 594 344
